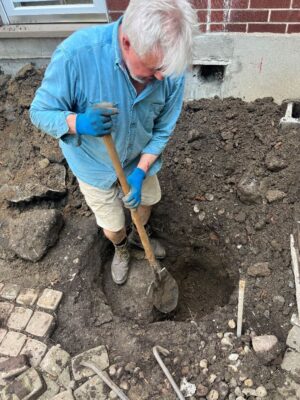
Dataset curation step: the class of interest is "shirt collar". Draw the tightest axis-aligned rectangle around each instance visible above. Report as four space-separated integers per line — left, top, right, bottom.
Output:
112 16 123 67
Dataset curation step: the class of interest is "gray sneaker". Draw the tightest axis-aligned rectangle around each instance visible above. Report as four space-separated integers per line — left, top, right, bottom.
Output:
111 240 130 285
128 224 166 259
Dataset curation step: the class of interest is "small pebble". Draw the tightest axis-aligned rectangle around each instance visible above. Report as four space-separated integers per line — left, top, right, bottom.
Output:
205 193 214 201
228 320 236 329
208 374 217 384
228 354 239 362
199 359 208 369
244 379 253 387
197 383 209 397
38 158 50 169
109 365 117 377
194 204 200 213
256 386 267 397
207 389 219 400
109 390 118 399
119 381 129 391
235 387 243 396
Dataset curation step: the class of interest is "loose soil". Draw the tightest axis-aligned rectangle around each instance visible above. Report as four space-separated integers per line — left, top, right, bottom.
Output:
0 64 299 399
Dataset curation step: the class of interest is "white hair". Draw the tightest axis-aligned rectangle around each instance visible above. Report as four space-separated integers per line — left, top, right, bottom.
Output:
122 0 199 77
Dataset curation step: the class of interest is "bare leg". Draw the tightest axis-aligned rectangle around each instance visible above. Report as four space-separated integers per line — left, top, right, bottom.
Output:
137 205 152 225
103 227 126 245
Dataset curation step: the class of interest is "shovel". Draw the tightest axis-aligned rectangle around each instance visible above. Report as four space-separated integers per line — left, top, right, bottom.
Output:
98 105 179 313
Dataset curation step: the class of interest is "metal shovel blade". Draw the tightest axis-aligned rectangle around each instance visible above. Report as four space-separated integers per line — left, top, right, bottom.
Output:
149 267 179 313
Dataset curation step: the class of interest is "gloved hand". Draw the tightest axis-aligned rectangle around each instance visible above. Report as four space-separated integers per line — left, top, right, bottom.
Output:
123 168 146 209
76 106 116 137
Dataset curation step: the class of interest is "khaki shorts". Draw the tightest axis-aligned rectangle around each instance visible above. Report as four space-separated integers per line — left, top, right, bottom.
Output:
78 174 161 232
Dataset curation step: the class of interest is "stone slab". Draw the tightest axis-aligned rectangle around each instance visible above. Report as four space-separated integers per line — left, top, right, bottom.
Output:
0 329 7 344
0 355 29 380
287 326 300 353
0 367 45 399
16 288 39 307
52 391 75 400
0 302 14 325
282 349 300 382
7 307 33 331
0 283 20 301
0 331 27 357
74 375 106 400
21 338 48 368
40 345 70 379
25 311 54 338
37 288 63 311
58 367 72 390
71 345 109 381
38 374 60 399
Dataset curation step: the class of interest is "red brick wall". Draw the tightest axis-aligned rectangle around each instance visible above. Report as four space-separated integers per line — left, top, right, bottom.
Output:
106 0 300 33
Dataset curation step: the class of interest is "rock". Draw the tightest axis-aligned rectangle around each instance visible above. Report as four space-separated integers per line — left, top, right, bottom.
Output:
265 153 287 172
208 374 217 384
281 349 300 382
109 390 118 399
207 389 219 400
0 368 44 399
40 345 70 379
256 386 267 397
74 375 106 399
109 365 117 377
265 189 287 203
38 158 50 169
120 381 130 391
205 193 214 201
180 377 196 397
273 295 285 306
287 326 300 352
218 382 229 399
242 388 256 396
228 354 239 362
247 262 271 277
8 209 64 262
252 335 278 353
187 129 202 143
15 63 35 80
221 337 233 348
199 359 208 369
228 320 236 329
237 176 262 204
244 379 253 387
197 383 209 396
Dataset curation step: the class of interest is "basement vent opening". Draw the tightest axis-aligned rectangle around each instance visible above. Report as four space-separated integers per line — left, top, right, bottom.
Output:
198 64 226 83
292 102 300 118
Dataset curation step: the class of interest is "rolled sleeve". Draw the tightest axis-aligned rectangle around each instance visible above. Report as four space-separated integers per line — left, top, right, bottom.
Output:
142 76 185 156
30 47 77 140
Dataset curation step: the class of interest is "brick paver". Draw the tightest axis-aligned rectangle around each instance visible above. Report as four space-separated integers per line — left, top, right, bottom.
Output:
25 310 54 338
0 283 20 300
7 307 33 331
0 367 44 399
0 329 7 344
0 331 27 357
37 288 63 311
0 302 14 324
21 338 48 368
16 288 39 307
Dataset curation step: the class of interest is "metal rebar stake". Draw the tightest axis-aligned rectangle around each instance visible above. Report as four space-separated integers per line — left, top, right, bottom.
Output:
153 346 185 400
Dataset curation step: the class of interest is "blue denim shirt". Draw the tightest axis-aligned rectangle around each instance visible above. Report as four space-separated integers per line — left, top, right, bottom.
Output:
30 18 185 189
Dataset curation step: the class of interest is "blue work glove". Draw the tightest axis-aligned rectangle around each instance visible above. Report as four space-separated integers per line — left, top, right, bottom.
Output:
123 168 146 209
76 106 116 137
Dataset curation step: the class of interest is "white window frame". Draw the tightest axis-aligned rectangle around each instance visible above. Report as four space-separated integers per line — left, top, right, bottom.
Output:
0 0 108 24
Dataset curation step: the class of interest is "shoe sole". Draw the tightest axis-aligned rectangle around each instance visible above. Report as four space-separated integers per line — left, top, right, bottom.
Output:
128 241 166 260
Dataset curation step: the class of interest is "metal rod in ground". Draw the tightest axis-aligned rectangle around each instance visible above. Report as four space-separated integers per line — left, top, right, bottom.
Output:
290 234 300 321
80 361 129 400
237 279 246 338
153 346 185 400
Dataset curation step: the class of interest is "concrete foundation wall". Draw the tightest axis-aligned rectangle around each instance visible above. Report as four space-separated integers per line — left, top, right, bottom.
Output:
0 33 300 103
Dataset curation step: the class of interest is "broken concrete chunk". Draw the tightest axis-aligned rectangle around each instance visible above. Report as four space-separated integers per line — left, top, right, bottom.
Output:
38 374 60 399
8 209 64 262
25 311 54 338
74 375 106 400
71 345 109 381
58 367 72 390
287 326 300 353
0 355 29 380
282 349 300 382
0 367 45 399
247 262 271 277
40 345 70 379
37 288 63 311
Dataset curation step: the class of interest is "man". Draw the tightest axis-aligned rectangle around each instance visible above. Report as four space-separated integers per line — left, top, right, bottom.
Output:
30 0 198 285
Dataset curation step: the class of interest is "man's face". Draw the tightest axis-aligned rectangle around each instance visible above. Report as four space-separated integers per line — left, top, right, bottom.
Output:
121 34 165 84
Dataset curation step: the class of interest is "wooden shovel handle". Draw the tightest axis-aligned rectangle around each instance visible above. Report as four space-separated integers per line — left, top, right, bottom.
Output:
102 135 157 266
